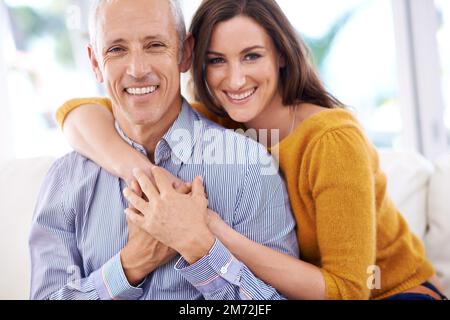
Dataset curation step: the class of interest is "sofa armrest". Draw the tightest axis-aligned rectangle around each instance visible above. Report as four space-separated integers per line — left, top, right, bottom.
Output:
0 157 55 299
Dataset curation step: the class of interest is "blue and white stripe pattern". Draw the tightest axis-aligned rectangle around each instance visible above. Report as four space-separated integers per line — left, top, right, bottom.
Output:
29 99 299 300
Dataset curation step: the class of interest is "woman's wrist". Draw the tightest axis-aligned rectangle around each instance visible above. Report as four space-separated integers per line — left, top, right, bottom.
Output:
115 152 154 185
207 210 237 246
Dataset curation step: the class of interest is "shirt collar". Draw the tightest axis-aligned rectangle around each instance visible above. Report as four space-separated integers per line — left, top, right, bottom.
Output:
114 98 201 165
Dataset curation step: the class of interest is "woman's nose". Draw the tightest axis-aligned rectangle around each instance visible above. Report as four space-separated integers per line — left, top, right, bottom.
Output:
227 63 246 90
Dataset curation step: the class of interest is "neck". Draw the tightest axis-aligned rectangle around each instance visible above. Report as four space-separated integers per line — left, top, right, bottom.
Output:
244 94 296 148
114 101 182 161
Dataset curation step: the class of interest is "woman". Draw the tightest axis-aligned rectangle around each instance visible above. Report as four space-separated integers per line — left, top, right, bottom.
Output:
56 0 446 300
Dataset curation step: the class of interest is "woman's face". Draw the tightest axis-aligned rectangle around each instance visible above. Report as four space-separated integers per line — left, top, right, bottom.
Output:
205 15 284 124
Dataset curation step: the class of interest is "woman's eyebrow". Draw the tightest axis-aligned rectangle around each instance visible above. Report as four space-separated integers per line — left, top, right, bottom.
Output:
240 45 265 54
207 45 266 56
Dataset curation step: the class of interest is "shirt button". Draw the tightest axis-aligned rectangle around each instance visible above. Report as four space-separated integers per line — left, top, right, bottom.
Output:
220 266 228 274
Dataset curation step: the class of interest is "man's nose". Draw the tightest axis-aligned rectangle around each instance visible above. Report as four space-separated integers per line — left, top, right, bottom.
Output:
126 51 151 79
227 63 246 90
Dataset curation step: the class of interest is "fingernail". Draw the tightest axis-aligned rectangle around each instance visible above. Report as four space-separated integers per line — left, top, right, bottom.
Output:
123 188 129 196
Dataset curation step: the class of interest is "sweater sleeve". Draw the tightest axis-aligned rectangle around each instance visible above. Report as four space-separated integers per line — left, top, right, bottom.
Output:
55 98 244 130
55 97 113 128
307 127 377 300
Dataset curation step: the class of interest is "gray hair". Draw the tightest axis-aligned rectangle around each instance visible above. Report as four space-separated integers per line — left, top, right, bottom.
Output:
88 0 186 60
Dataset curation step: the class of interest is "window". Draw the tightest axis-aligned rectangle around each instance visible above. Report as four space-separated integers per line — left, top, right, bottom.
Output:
436 0 450 143
3 0 97 159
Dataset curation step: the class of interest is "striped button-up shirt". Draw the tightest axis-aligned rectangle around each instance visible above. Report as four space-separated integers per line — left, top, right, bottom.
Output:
29 99 299 300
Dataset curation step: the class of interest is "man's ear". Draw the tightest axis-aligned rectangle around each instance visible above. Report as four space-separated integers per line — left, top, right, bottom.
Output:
179 33 194 73
88 45 104 83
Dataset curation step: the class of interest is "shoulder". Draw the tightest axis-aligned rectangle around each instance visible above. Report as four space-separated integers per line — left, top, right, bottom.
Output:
293 108 370 152
39 151 103 206
33 152 101 223
48 151 101 181
298 110 379 185
302 107 362 134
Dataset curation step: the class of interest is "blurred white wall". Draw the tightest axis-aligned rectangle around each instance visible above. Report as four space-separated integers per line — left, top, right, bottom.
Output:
0 1 12 161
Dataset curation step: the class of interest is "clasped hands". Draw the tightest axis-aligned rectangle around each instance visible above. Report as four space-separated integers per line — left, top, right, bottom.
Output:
120 166 217 286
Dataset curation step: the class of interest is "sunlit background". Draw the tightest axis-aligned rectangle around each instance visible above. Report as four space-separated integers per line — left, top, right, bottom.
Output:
0 0 448 160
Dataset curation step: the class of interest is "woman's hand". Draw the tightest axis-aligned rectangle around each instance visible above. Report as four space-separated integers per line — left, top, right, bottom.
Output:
121 180 177 285
124 167 215 265
124 162 191 195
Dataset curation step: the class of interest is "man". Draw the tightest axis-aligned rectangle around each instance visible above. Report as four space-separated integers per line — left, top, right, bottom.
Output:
29 0 298 300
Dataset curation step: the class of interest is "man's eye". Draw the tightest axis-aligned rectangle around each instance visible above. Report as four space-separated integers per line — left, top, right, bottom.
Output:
207 57 225 65
107 47 124 54
147 43 166 49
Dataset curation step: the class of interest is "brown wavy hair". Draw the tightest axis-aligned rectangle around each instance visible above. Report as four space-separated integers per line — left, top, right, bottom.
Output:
189 0 343 117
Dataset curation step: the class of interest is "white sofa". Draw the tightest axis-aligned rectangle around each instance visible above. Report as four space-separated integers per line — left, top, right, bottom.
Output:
1 151 449 300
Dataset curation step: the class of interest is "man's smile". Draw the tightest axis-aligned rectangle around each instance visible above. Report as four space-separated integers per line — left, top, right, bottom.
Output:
125 85 159 96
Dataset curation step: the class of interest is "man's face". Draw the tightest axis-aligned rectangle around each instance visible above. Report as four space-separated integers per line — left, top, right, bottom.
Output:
90 0 189 127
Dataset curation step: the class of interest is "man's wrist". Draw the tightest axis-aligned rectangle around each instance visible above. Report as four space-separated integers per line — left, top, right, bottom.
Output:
120 247 148 286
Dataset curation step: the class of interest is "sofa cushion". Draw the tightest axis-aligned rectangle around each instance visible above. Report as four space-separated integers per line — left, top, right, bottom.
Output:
379 149 433 241
427 155 450 296
0 157 55 300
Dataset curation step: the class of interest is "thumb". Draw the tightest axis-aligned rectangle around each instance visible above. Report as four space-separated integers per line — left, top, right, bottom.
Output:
191 176 206 198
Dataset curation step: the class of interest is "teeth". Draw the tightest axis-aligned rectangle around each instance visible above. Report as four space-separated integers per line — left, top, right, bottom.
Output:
126 86 158 95
227 88 256 101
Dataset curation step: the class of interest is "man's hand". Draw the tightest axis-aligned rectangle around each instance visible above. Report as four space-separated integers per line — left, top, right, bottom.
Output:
124 167 215 265
120 180 177 286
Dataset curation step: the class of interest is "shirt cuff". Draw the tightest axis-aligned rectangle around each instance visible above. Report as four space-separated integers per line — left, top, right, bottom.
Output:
175 239 243 294
92 253 145 300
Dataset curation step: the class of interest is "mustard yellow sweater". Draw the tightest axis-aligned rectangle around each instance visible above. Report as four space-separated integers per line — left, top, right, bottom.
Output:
56 98 435 300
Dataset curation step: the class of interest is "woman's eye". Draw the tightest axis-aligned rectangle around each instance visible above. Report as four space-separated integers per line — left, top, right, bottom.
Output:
244 53 262 61
207 57 225 65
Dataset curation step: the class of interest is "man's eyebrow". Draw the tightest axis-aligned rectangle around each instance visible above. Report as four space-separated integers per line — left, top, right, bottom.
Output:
105 35 168 46
105 38 126 47
142 35 168 41
207 45 266 56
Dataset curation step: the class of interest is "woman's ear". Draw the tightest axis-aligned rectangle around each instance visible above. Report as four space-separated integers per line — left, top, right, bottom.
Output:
279 54 286 68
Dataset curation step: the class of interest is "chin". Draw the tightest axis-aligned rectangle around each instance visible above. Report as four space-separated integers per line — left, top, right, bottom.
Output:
223 109 255 124
126 111 160 126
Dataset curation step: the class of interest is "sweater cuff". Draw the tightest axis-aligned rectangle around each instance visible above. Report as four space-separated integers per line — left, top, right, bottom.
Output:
175 239 243 294
92 253 145 300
